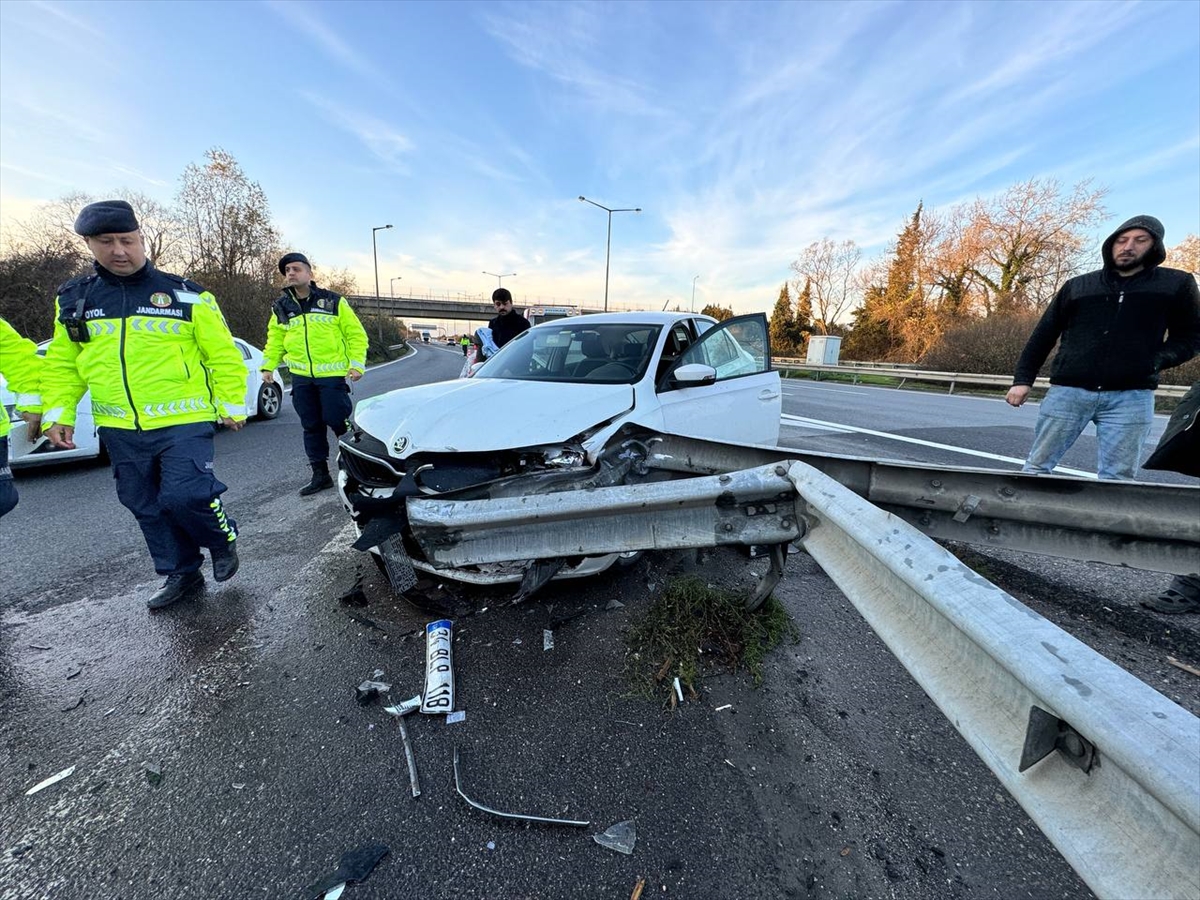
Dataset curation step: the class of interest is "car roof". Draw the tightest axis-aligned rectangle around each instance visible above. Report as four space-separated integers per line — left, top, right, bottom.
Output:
528 310 714 330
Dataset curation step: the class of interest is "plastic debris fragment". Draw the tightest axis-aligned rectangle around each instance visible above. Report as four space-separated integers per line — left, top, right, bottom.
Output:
453 746 589 827
25 765 75 796
144 763 164 787
593 820 636 855
673 677 684 703
322 884 345 900
356 680 391 705
382 695 422 717
301 843 389 899
543 630 554 651
446 711 466 724
715 704 732 712
605 598 625 611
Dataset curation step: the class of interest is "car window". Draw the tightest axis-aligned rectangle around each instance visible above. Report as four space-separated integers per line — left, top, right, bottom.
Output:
234 340 252 361
675 315 769 380
475 323 661 384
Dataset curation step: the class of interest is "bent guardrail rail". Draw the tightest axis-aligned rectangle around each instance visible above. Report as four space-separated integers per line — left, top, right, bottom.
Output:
405 453 1200 899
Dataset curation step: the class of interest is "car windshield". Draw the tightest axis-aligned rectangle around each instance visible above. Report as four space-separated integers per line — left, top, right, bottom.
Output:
475 322 662 384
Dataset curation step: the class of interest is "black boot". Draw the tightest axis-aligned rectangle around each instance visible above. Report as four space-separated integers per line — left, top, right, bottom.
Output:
211 541 239 582
147 570 205 610
300 462 334 496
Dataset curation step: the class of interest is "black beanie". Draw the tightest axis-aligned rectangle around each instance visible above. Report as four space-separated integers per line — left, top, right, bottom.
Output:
74 200 139 236
278 252 311 274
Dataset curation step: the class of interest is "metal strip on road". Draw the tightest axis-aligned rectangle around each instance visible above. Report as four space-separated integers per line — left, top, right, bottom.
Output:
784 459 1200 900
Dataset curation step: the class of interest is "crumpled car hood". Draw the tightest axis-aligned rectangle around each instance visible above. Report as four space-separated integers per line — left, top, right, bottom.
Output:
353 378 635 458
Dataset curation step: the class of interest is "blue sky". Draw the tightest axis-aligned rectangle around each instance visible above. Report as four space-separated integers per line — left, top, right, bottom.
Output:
1 0 1197 317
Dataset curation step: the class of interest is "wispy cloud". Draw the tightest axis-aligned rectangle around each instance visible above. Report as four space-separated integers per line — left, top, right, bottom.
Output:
30 0 106 40
265 0 382 81
109 164 169 188
300 91 413 172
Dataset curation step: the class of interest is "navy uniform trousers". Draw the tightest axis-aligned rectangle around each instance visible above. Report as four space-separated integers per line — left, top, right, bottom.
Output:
291 375 353 464
100 422 237 576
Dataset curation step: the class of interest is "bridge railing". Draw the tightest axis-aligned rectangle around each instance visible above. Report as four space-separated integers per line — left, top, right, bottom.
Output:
774 360 1192 398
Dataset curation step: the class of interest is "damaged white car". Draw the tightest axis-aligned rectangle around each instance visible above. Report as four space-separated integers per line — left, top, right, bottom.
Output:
337 311 780 593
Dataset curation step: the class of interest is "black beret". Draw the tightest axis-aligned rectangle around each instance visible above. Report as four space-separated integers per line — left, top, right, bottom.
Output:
74 200 139 236
278 252 311 274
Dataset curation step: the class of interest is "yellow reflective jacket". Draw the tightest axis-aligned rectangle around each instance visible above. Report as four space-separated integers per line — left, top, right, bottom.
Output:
40 264 248 431
261 285 368 378
0 316 42 439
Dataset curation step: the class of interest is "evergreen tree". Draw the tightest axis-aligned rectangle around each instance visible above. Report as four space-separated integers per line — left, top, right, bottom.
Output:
769 282 797 357
792 278 814 352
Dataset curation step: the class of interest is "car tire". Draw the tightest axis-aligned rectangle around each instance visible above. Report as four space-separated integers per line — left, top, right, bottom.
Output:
256 382 283 420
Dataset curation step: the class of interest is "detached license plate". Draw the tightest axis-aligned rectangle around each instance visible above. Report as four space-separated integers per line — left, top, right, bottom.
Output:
421 619 454 714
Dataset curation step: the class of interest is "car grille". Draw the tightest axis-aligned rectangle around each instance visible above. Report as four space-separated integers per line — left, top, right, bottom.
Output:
339 432 403 489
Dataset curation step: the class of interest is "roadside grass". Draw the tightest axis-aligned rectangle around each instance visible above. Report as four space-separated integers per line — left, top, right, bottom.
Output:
623 576 798 706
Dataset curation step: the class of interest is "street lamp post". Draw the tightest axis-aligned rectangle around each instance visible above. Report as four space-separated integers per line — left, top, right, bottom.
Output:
372 224 393 347
482 271 516 288
691 275 700 313
578 196 641 312
390 276 403 297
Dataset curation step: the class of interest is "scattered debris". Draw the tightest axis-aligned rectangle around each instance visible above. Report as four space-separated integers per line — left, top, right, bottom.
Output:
61 697 85 712
28 643 51 651
514 557 566 603
338 579 369 608
65 666 83 680
605 598 625 611
382 695 422 717
9 844 34 859
543 629 555 651
398 719 420 799
594 820 636 855
25 766 75 796
486 840 496 851
355 680 391 706
714 704 733 712
421 620 455 714
446 711 466 724
655 656 674 682
301 843 389 900
144 763 164 787
323 885 345 900
550 607 589 628
673 678 684 704
232 783 246 791
371 669 386 680
453 746 589 827
345 611 387 634
103 708 116 718
1167 656 1200 678
630 876 646 900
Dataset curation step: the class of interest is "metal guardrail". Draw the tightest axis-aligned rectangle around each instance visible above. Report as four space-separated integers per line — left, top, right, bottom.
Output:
773 360 1191 398
404 449 1200 898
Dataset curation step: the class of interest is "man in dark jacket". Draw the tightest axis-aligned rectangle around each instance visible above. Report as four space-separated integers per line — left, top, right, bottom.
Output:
1141 381 1200 613
1006 215 1200 479
488 288 530 349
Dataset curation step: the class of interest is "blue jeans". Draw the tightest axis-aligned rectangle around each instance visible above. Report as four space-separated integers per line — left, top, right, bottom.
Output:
1024 386 1154 480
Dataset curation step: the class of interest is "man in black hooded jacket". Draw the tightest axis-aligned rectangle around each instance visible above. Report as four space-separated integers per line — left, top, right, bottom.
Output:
1006 215 1200 480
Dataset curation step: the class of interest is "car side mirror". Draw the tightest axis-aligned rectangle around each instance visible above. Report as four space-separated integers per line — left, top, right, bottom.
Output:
672 363 717 386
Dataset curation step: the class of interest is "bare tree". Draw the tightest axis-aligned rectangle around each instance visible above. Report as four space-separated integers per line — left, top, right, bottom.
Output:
789 238 861 334
1167 235 1200 278
965 178 1107 315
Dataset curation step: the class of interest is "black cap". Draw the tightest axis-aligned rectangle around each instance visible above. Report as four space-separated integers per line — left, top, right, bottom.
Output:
74 200 139 236
492 287 512 304
278 252 311 274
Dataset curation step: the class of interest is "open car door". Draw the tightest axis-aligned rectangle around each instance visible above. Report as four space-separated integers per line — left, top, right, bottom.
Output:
656 313 781 447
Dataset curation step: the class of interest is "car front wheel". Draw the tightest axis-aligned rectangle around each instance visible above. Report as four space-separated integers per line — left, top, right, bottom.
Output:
256 382 283 420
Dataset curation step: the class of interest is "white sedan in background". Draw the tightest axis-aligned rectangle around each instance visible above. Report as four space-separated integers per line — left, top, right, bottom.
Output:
0 337 283 468
338 311 780 586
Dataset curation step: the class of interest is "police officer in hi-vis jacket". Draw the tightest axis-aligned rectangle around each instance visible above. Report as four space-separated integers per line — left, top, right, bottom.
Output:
0 316 42 518
40 200 247 610
261 252 368 496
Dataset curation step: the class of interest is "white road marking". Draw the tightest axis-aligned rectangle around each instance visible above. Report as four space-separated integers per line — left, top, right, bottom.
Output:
779 413 1098 479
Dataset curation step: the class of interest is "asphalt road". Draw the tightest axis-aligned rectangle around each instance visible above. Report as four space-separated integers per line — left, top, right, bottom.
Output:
2 347 1196 900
